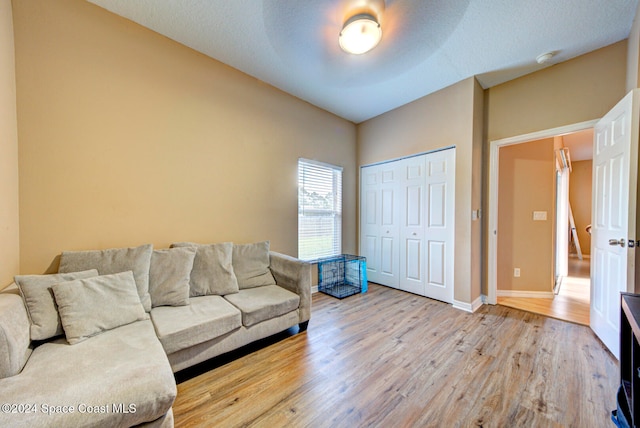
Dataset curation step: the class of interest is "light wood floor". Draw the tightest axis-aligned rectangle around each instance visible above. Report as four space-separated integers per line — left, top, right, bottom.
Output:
498 257 591 325
173 283 617 427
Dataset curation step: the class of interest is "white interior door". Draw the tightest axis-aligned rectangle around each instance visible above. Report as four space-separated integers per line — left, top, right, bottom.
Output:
591 90 639 359
378 163 400 287
360 162 400 288
361 166 381 283
399 155 426 295
360 148 454 301
424 148 456 303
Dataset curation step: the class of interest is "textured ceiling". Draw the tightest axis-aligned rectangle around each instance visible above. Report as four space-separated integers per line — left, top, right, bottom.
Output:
87 0 638 123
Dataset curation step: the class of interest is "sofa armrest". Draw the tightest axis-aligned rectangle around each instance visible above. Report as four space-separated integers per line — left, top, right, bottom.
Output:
0 284 32 379
269 252 311 325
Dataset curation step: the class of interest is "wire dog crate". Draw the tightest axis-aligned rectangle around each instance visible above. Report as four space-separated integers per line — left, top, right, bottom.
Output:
317 254 367 299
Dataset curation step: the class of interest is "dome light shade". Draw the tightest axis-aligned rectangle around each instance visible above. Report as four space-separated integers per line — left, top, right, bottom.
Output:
339 13 382 55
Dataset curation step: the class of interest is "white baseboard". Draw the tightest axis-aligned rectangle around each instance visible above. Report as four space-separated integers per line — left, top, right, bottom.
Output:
497 290 554 298
452 295 484 313
311 285 318 294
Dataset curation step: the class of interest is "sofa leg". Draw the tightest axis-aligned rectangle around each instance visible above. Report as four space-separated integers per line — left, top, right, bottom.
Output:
298 321 309 332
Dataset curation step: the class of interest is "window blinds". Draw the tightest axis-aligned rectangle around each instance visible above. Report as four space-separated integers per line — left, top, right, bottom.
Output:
298 158 342 261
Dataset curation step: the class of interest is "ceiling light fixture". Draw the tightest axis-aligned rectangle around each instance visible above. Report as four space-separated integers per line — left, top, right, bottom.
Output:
339 13 382 55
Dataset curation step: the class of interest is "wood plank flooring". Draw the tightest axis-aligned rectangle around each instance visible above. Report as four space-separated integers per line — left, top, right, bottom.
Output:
173 283 618 427
498 257 591 326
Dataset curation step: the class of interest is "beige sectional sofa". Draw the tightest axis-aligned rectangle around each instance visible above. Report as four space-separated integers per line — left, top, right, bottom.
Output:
0 241 311 427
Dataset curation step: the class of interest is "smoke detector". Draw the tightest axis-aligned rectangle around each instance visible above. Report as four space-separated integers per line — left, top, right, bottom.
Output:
536 52 555 64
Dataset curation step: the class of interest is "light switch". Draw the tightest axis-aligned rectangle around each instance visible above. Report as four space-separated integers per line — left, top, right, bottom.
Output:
533 211 547 221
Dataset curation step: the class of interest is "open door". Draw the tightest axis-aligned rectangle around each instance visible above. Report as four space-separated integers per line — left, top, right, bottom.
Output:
591 90 640 359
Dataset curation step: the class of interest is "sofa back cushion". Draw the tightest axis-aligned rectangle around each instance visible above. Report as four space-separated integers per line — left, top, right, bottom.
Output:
171 242 239 296
0 286 32 379
52 271 149 345
233 241 276 289
14 270 99 341
149 247 196 307
58 244 153 311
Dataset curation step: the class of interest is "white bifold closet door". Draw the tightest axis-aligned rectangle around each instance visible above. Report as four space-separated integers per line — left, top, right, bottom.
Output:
360 148 455 303
360 160 401 288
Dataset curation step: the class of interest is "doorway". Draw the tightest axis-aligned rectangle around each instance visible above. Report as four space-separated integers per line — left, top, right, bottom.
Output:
487 121 596 325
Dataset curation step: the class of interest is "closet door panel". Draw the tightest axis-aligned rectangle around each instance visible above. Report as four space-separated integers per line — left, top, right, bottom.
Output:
378 163 400 287
400 156 425 294
363 234 378 275
428 182 446 227
359 163 400 288
381 189 395 226
423 149 455 303
360 166 381 283
381 237 396 275
427 240 445 287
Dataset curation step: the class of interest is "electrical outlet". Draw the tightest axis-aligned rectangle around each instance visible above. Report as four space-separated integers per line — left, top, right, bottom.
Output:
514 268 521 277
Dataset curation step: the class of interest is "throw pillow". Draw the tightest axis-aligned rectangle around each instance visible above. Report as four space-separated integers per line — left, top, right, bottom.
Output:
232 241 276 289
149 247 196 307
14 269 99 341
171 242 239 296
52 271 148 345
58 244 153 312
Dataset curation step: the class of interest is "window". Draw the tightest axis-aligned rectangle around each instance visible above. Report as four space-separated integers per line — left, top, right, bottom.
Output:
298 158 342 261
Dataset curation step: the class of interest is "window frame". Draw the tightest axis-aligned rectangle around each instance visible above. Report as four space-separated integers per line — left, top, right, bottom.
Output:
297 158 343 261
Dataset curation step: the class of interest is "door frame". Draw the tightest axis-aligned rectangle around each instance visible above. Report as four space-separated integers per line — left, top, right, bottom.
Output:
555 164 570 290
487 120 598 304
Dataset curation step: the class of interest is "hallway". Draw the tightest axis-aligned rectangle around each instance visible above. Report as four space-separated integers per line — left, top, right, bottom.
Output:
497 256 590 325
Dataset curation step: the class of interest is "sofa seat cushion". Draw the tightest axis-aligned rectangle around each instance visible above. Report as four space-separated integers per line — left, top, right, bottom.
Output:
151 295 242 355
224 285 300 327
0 320 175 428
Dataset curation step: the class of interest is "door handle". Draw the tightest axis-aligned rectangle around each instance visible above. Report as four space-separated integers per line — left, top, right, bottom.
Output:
609 238 626 247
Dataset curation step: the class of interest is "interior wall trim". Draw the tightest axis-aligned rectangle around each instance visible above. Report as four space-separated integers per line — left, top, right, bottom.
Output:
496 290 555 299
453 295 484 313
359 145 456 169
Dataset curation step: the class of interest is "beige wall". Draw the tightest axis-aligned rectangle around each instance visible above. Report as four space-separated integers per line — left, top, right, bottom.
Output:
13 0 357 274
569 160 592 257
357 77 483 305
0 0 19 289
487 41 628 143
497 139 555 292
471 79 484 303
627 1 640 92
